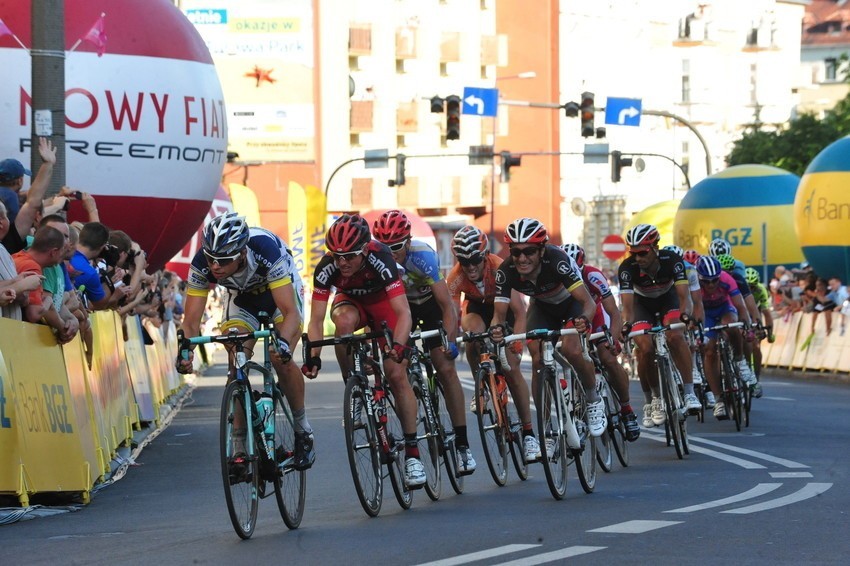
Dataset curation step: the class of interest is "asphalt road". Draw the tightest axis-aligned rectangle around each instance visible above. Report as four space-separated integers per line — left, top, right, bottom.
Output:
1 351 848 565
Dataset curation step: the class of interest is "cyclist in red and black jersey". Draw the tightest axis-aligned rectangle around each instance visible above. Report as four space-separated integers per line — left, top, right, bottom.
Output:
563 243 640 441
618 224 701 428
301 214 425 487
490 218 607 451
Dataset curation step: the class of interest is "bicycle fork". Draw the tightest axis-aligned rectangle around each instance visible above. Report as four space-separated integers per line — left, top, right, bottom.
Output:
542 342 581 450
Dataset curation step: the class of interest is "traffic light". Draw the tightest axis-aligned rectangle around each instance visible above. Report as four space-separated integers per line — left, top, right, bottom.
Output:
500 151 522 182
445 95 461 140
563 101 579 118
389 153 406 187
430 96 444 113
610 150 633 183
580 91 595 138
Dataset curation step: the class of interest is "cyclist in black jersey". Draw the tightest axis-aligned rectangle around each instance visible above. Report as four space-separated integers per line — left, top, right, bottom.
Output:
489 218 607 450
618 224 701 428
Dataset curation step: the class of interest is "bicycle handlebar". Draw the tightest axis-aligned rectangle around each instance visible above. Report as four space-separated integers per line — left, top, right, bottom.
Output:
703 321 745 333
627 321 687 339
178 328 273 347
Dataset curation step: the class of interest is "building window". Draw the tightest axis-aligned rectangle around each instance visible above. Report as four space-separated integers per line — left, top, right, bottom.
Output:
681 59 690 103
825 58 838 82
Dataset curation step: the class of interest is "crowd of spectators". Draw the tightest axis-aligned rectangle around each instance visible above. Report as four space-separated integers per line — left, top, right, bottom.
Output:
770 263 849 336
0 138 190 366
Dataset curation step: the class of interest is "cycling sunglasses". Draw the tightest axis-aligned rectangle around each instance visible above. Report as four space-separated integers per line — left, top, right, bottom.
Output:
332 249 364 261
387 239 408 252
699 276 720 284
458 254 485 267
204 250 241 266
630 249 651 257
510 246 540 258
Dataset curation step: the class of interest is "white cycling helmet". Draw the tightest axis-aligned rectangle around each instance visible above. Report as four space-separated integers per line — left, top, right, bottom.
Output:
203 212 249 257
708 238 732 257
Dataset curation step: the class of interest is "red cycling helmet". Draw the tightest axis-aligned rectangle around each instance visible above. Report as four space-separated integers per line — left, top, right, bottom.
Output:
683 249 701 265
504 218 549 245
372 209 411 245
625 223 660 249
326 214 371 253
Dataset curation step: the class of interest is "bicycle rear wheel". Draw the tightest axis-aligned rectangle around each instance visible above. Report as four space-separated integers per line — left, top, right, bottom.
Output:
572 381 597 493
344 376 382 517
659 357 685 460
434 380 463 494
743 375 752 428
412 374 441 501
595 379 614 473
474 368 508 486
536 368 568 500
722 350 743 431
385 390 413 510
272 387 305 530
220 380 259 539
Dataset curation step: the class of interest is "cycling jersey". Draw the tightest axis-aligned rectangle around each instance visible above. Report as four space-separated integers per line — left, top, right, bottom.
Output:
751 281 770 310
187 227 295 296
397 239 443 306
447 253 501 305
494 244 584 305
311 239 405 303
699 270 741 310
685 262 700 293
618 249 688 299
581 264 613 303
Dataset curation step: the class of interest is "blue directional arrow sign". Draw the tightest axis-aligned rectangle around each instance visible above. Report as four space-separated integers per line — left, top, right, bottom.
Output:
605 97 642 127
462 86 499 117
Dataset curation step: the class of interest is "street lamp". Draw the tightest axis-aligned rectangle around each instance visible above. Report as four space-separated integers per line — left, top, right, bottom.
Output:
490 71 536 252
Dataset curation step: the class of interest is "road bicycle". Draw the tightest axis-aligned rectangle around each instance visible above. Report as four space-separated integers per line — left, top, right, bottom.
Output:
178 320 305 539
457 330 528 487
626 321 690 460
301 325 412 517
406 325 465 499
506 327 595 500
688 326 709 423
705 321 748 431
586 329 629 471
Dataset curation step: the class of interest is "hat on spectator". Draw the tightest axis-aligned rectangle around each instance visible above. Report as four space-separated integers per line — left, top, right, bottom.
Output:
0 159 32 182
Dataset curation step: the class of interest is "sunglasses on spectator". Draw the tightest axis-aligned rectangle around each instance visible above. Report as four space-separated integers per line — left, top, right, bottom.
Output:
631 249 651 257
333 249 364 262
388 240 408 252
458 254 485 267
204 251 240 266
510 246 539 258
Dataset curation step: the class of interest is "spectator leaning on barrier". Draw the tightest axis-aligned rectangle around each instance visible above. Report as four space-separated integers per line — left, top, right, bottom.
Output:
31 214 80 340
69 221 117 311
12 225 77 343
0 201 42 321
0 138 57 255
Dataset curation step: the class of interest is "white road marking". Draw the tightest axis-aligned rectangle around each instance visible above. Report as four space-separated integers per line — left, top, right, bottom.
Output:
722 483 833 514
763 396 794 401
587 519 682 534
663 483 783 513
687 435 809 468
493 546 607 565
641 431 766 469
416 544 540 566
769 472 813 478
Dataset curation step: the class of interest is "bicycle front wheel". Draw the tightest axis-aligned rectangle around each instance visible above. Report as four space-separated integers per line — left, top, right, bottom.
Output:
435 380 463 494
385 390 413 510
220 381 259 539
572 381 597 493
344 376 383 517
659 357 685 459
474 367 508 487
412 374 441 501
272 387 305 529
595 379 614 473
537 368 568 500
504 379 528 481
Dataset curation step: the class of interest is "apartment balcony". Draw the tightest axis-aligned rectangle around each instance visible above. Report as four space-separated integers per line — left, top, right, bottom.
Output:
349 24 372 56
397 177 420 208
396 27 418 59
440 32 461 63
480 35 499 66
396 101 419 133
351 177 373 209
350 100 374 133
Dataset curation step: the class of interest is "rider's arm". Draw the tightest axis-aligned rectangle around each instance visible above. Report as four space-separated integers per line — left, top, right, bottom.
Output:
180 292 207 341
675 282 693 317
601 294 624 342
619 291 634 325
431 279 458 342
306 297 328 358
270 280 302 347
741 293 757 327
571 282 597 322
389 293 413 349
691 289 704 322
508 289 527 334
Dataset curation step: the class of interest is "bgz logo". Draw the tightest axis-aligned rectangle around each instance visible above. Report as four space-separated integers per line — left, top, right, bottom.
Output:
710 228 752 246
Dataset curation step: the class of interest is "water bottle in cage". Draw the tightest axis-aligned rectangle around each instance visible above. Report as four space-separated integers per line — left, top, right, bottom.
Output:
256 392 274 435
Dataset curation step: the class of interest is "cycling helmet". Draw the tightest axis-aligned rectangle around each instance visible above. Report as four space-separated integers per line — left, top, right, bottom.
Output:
716 253 736 272
203 212 249 257
708 238 732 257
561 243 585 268
452 225 489 260
625 223 660 248
745 267 761 285
683 249 700 265
696 256 722 279
326 214 371 253
504 217 548 245
372 209 411 245
663 244 684 257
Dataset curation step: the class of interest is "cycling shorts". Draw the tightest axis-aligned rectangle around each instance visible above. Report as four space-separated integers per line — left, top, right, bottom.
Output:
631 289 681 332
332 291 399 348
464 299 516 331
220 277 304 333
527 296 584 333
410 296 446 351
704 303 738 340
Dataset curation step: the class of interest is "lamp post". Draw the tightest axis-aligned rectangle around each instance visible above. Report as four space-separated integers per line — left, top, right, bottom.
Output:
490 71 536 252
